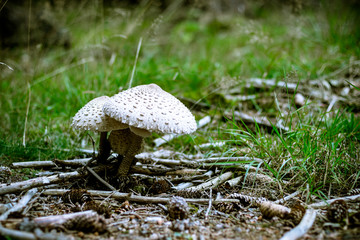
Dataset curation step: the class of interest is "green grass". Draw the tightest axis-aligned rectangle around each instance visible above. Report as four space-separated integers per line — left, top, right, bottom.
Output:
227 109 360 197
1 1 359 195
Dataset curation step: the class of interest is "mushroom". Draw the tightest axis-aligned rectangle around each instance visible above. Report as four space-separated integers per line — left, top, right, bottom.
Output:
103 83 197 176
71 96 128 162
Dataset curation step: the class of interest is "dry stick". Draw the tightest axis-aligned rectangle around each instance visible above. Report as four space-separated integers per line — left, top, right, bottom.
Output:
142 157 186 167
0 171 82 195
0 61 14 71
202 163 260 173
170 170 213 184
196 156 263 163
205 188 213 220
165 168 207 176
231 111 289 132
308 194 360 209
136 149 178 159
0 225 36 240
224 94 258 101
137 150 216 162
138 156 263 168
195 141 227 150
33 210 98 228
0 188 38 240
84 166 116 191
12 158 92 169
0 164 120 195
224 176 242 188
173 182 194 191
246 78 298 91
131 164 174 176
42 189 240 205
275 190 302 204
0 188 38 221
137 149 207 160
186 172 233 191
279 208 317 240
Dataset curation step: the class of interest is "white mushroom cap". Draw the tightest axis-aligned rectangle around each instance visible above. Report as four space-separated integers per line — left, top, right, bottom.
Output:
103 84 197 135
71 96 129 132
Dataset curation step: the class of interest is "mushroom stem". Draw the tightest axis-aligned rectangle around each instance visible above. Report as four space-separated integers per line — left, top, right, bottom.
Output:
117 135 143 176
108 129 143 176
97 131 111 163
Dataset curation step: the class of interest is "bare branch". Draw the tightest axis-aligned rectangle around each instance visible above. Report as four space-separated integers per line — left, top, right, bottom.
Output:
0 188 38 221
42 189 240 205
308 194 360 209
11 158 92 169
275 191 302 204
0 224 36 240
186 172 233 191
0 171 81 195
280 208 317 240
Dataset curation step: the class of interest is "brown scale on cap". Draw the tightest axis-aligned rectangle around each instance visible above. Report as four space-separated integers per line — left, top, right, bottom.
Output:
71 96 128 163
103 84 197 176
72 96 128 132
103 84 197 135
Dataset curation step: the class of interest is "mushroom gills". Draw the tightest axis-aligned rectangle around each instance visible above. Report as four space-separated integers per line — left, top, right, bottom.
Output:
129 126 152 137
109 128 144 176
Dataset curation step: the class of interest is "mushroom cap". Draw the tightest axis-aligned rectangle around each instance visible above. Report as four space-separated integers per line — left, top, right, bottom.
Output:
103 84 197 135
71 96 129 132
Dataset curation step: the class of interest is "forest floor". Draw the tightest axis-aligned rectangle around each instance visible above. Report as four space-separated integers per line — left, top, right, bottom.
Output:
1 1 360 239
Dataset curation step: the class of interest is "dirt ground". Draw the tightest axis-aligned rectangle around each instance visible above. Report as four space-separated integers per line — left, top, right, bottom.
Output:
1 155 359 240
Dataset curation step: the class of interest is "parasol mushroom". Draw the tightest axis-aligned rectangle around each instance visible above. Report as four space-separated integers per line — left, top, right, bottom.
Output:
71 96 128 162
103 83 197 176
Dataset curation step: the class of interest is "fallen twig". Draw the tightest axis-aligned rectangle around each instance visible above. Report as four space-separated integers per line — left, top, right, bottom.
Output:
0 188 38 221
0 224 36 240
205 188 213 220
0 171 83 195
230 111 289 132
186 172 233 191
136 150 210 161
172 182 194 191
308 194 360 209
195 141 227 150
224 176 242 188
279 208 317 240
245 78 298 91
138 156 262 170
0 188 39 240
131 164 174 176
85 166 116 191
196 156 263 163
42 189 240 205
202 163 260 173
165 169 207 176
33 210 98 227
11 158 92 169
224 94 258 101
275 190 302 204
